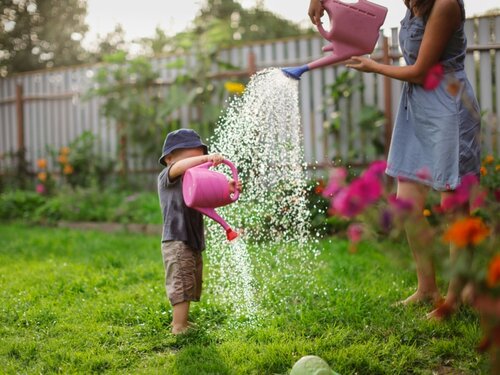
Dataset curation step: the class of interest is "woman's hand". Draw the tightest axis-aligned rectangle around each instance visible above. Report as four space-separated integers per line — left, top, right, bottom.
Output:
345 56 379 73
308 0 324 26
207 153 224 166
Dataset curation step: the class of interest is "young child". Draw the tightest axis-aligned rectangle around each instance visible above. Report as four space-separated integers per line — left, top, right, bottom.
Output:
157 128 241 334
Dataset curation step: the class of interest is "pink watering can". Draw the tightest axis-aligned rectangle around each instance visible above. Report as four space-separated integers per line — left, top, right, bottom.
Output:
183 159 240 241
282 0 387 80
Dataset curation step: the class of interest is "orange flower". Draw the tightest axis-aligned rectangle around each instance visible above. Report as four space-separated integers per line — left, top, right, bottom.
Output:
496 164 500 172
36 159 47 169
60 146 70 155
487 254 500 287
63 164 74 175
37 172 47 182
423 209 431 217
57 154 68 164
443 217 490 248
483 155 494 164
480 166 487 176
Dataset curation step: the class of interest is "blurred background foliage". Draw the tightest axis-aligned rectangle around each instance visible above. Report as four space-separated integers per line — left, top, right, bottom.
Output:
0 0 313 77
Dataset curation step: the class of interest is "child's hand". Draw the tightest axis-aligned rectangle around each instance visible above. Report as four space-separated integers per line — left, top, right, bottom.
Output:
229 179 243 194
207 153 224 166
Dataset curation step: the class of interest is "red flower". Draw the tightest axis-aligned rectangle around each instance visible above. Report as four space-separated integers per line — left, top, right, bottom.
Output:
423 63 444 90
347 223 364 243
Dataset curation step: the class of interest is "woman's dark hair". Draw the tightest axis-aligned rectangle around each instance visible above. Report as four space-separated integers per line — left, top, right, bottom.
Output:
404 0 464 22
404 0 436 20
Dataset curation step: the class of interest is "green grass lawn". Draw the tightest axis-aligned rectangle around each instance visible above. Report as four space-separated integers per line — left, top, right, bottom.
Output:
0 223 488 374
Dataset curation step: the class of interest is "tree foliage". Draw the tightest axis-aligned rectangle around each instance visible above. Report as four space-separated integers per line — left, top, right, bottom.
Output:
0 0 88 76
145 0 312 56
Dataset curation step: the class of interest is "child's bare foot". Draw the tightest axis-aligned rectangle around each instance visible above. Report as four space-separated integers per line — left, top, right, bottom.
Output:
394 291 442 307
171 323 190 335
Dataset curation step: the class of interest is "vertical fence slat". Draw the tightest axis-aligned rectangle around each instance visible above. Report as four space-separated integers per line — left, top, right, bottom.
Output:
324 67 335 160
299 38 313 164
478 18 493 153
464 19 477 95
310 38 325 162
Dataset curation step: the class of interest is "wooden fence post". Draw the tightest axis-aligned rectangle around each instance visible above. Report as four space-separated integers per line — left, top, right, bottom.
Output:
247 51 257 76
117 122 128 181
15 83 28 188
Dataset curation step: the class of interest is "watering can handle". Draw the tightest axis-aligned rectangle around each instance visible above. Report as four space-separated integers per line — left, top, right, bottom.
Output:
222 159 240 202
202 159 240 202
316 0 373 40
316 0 334 40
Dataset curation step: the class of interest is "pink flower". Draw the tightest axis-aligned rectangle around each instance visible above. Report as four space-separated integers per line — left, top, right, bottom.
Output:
423 63 444 90
441 174 479 211
350 173 383 205
331 188 366 218
388 194 414 213
347 223 364 243
364 160 387 179
322 167 348 198
36 184 45 195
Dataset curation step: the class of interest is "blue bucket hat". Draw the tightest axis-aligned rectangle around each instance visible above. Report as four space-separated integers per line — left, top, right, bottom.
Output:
158 129 208 166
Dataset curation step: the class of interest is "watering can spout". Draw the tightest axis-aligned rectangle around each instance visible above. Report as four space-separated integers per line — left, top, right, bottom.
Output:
226 228 239 241
281 0 387 79
281 65 310 80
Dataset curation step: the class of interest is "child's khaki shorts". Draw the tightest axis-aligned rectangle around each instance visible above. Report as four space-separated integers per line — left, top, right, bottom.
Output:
161 241 203 305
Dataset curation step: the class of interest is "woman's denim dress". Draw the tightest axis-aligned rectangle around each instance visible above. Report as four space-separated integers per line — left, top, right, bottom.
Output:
386 1 481 191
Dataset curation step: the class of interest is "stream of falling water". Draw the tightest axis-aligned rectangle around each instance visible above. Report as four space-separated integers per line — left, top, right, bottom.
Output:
205 68 320 325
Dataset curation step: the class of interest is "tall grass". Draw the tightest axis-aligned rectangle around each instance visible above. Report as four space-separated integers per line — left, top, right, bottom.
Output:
0 224 487 374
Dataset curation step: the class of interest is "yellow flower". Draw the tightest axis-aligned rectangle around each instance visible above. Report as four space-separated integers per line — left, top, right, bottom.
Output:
37 172 47 182
63 164 74 175
443 217 490 248
422 209 431 217
487 254 500 287
224 81 245 95
484 155 494 164
496 164 500 172
57 154 68 164
36 159 47 169
60 146 70 155
480 166 487 176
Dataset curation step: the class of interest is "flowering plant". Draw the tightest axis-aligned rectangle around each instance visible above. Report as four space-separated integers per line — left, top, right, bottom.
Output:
322 157 500 369
35 158 55 196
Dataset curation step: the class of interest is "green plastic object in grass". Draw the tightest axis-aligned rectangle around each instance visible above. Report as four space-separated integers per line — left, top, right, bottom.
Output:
290 355 340 375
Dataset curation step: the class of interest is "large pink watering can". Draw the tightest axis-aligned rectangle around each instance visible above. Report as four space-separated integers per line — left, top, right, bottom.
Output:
282 0 387 80
183 159 240 241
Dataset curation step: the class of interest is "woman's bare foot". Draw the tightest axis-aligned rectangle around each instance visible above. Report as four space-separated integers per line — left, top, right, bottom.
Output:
395 290 443 307
426 298 460 320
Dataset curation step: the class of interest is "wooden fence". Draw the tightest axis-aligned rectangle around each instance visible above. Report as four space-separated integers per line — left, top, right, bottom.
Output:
1 15 499 179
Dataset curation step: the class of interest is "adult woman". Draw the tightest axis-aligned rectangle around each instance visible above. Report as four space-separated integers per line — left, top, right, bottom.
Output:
309 0 481 317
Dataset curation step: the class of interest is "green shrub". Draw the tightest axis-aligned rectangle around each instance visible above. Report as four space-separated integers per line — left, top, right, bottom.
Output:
0 190 46 221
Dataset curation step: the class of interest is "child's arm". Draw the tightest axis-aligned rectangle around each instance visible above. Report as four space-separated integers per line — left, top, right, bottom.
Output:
168 153 224 180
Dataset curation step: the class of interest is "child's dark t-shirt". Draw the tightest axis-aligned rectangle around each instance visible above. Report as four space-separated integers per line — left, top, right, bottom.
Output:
158 166 205 251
